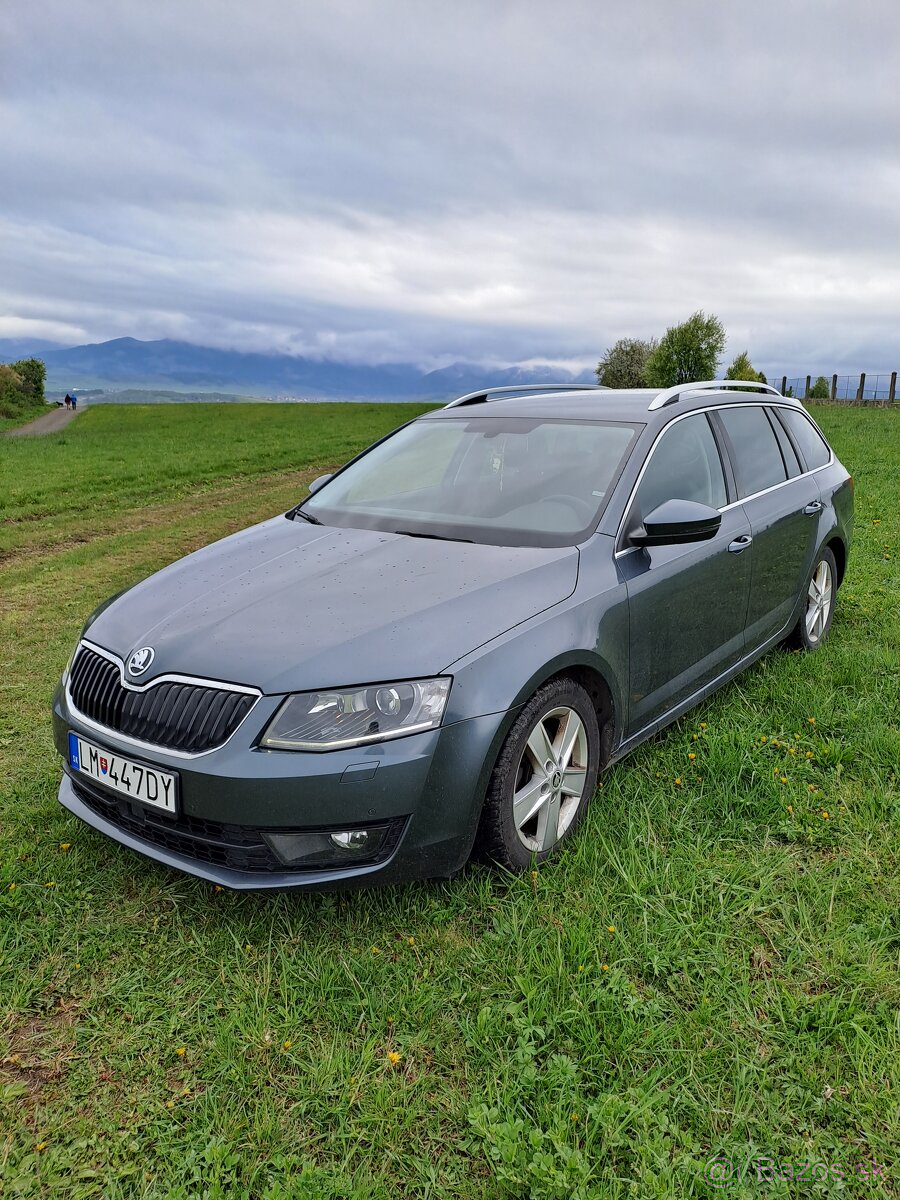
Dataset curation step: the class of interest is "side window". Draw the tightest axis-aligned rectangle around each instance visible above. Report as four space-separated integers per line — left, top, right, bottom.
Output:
766 408 802 477
716 406 787 498
777 408 832 471
633 414 727 520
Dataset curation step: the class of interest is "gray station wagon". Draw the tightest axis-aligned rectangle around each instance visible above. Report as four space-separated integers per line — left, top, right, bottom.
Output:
52 380 853 888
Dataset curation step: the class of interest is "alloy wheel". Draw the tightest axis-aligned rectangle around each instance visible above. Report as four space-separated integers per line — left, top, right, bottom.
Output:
805 558 833 643
512 706 589 852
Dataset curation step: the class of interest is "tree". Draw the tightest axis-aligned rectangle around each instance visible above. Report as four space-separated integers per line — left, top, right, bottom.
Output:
596 336 657 388
0 359 47 421
809 376 830 400
724 351 761 382
643 311 727 388
12 357 46 401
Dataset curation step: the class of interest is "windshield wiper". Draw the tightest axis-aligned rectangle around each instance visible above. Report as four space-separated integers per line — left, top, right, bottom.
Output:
394 529 474 543
291 508 322 525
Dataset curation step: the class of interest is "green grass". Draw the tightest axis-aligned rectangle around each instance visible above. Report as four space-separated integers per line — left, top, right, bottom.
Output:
1 403 898 1198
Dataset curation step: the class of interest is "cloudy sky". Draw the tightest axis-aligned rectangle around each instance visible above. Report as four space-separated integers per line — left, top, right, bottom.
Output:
2 0 899 373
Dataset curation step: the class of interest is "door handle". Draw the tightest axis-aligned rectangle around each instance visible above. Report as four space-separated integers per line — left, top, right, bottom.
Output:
728 535 753 553
803 501 823 515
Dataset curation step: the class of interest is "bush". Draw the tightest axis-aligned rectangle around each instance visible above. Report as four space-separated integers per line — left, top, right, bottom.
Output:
643 311 726 387
809 376 830 400
0 358 47 421
596 337 658 389
724 351 762 383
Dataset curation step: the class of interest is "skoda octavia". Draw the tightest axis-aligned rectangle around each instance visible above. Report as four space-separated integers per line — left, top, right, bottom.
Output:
53 381 853 889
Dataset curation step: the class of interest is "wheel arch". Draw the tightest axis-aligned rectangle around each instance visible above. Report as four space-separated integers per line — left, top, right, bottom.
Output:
824 535 846 587
506 652 620 768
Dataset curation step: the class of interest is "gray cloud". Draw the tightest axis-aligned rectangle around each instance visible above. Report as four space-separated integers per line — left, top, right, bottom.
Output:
2 0 899 373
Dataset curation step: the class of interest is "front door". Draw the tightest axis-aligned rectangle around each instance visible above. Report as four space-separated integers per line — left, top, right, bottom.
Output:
620 412 751 736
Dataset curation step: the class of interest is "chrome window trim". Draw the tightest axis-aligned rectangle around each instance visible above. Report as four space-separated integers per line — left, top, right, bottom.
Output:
613 403 835 559
64 639 262 760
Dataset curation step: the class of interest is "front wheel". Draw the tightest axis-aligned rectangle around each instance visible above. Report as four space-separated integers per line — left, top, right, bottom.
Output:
786 546 837 651
476 677 600 871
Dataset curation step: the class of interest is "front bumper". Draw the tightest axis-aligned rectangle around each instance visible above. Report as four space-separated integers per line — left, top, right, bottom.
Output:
53 688 508 890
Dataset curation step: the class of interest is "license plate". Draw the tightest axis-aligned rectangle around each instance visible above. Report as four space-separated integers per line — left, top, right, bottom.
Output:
68 733 178 814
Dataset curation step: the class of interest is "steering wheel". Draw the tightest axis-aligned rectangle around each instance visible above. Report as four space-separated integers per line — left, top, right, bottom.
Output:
543 494 595 523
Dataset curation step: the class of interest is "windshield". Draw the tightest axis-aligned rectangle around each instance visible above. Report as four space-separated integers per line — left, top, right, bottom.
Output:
298 416 640 547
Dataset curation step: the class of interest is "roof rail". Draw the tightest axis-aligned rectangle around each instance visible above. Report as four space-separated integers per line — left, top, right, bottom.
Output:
647 380 785 411
444 383 610 409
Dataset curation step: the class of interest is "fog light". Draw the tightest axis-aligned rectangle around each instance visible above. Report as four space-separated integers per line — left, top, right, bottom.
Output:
330 829 371 852
263 824 391 867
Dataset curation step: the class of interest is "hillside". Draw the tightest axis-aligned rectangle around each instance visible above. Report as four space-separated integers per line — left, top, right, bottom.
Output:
0 336 596 401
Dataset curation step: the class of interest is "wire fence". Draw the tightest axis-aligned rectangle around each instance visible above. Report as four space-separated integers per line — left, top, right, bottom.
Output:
776 373 897 403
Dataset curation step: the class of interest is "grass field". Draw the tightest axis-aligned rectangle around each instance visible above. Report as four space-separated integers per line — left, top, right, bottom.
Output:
1 403 898 1199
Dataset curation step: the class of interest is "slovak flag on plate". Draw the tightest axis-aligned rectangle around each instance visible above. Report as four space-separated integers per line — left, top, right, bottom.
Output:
99 756 108 775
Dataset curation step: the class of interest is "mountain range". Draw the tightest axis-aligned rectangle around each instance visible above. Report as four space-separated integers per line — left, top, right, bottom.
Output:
0 337 596 401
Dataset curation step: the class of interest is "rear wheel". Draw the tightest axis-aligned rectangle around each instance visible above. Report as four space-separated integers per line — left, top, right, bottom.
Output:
476 677 600 871
786 546 837 651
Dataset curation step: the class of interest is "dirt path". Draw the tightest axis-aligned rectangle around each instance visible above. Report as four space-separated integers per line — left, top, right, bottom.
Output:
5 407 83 437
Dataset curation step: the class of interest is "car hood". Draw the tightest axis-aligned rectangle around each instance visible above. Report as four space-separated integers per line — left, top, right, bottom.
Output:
85 517 579 693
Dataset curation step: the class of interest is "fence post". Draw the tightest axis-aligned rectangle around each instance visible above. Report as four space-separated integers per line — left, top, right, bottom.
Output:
890 372 897 403
805 375 811 399
781 376 787 395
856 373 865 402
831 374 838 401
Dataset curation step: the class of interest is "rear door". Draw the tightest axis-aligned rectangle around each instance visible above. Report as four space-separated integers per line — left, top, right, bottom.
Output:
620 412 751 736
713 404 820 648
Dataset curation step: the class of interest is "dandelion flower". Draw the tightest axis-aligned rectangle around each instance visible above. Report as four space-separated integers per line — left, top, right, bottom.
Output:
371 946 381 955
601 964 609 972
700 722 707 730
821 811 829 820
45 881 56 888
578 964 584 972
244 943 252 952
283 1040 293 1050
8 883 15 891
387 1050 402 1065
688 753 696 761
607 925 616 933
59 843 71 851
175 1047 186 1057
407 936 415 945
571 1112 580 1122
808 717 816 725
781 777 788 784
213 885 224 893
787 805 793 814
760 737 767 743
674 778 682 786
165 1100 175 1110
36 1142 47 1152
692 734 699 741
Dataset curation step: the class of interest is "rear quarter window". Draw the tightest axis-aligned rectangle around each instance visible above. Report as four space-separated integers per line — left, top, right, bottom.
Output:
777 408 832 471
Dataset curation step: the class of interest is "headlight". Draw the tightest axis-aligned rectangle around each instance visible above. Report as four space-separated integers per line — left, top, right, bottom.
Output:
260 678 452 751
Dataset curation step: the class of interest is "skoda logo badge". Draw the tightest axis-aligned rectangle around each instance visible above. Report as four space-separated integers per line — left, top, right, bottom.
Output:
128 646 155 677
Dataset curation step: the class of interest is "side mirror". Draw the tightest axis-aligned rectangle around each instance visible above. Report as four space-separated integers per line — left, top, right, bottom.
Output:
631 499 722 546
308 473 333 495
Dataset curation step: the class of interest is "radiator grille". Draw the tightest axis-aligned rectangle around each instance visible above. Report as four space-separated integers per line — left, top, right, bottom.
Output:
68 645 257 753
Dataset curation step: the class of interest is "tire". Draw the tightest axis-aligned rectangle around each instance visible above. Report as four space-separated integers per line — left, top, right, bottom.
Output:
786 546 838 651
476 677 601 871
